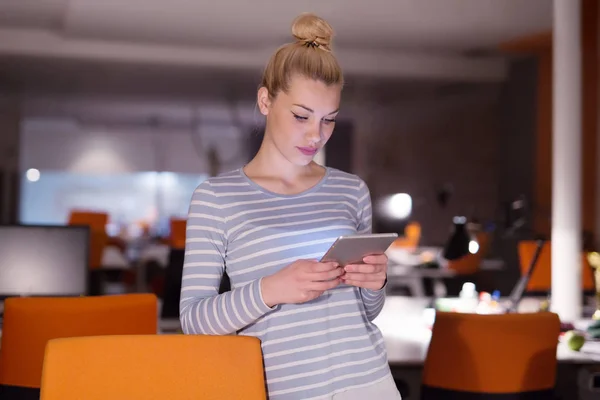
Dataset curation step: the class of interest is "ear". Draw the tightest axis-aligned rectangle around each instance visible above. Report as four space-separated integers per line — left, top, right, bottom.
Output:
257 87 271 116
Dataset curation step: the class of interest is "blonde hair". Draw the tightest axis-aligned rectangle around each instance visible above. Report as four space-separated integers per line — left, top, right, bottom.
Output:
261 13 343 97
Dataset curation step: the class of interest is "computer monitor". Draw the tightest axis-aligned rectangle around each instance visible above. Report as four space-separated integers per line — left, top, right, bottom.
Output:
0 224 90 298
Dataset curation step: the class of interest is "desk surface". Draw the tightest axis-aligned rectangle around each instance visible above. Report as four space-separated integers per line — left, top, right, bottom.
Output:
160 296 600 365
387 259 504 279
3 297 595 365
372 296 600 366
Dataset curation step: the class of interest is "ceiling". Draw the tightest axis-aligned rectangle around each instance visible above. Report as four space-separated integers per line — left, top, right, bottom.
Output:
0 0 551 89
0 0 548 127
0 0 551 52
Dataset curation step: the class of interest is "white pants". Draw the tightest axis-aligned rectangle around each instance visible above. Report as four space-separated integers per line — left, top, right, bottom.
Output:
331 375 402 400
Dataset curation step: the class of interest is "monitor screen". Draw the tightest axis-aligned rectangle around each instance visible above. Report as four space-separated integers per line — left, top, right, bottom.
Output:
0 225 89 297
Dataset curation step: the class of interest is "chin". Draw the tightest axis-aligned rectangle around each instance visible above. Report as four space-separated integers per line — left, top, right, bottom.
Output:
293 157 314 167
286 153 313 167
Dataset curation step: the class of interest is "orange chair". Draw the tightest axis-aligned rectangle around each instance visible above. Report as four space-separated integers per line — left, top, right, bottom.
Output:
447 252 482 275
68 211 109 270
422 311 560 398
474 231 492 259
0 294 157 398
169 218 187 250
518 240 595 292
68 211 108 231
390 221 421 250
40 335 267 400
446 232 491 275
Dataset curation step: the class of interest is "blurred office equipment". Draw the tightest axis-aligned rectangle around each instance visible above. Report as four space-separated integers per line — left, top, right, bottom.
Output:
0 225 89 298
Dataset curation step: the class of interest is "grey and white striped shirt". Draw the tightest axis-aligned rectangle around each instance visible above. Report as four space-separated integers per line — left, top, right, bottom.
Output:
180 167 391 399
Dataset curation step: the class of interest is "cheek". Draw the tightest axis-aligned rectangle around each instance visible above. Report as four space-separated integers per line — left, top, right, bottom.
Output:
321 124 336 143
268 115 298 142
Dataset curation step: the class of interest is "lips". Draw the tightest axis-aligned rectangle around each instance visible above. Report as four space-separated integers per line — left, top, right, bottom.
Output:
297 146 318 156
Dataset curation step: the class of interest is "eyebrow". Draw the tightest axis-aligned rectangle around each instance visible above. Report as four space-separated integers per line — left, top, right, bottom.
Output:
292 104 339 115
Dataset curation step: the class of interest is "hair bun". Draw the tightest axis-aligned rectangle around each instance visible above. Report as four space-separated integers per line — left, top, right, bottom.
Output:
291 13 334 51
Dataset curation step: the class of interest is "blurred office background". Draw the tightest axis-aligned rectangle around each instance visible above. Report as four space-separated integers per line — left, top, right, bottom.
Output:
0 0 595 311
1 1 600 398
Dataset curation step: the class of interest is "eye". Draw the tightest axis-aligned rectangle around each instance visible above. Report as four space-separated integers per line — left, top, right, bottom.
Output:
322 118 336 125
292 112 308 122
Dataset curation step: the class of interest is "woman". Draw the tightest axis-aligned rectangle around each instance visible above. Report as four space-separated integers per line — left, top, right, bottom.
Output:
180 12 401 400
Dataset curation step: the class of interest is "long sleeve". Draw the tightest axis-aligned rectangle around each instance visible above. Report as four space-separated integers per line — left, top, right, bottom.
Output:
356 179 386 321
179 181 273 335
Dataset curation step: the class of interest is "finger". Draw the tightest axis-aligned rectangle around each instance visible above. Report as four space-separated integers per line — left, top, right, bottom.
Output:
342 272 386 282
309 261 340 273
343 279 385 290
344 264 383 274
307 278 341 292
363 254 388 265
308 267 344 281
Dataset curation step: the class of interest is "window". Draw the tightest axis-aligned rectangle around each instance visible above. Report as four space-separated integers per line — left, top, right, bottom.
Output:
20 171 207 235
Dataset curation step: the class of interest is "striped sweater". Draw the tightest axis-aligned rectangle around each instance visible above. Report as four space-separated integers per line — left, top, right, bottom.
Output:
180 167 392 399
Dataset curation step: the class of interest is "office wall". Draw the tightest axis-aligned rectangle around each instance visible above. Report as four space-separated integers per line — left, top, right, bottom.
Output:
509 0 600 239
17 69 535 249
497 57 538 226
494 56 539 291
353 85 503 245
20 117 248 175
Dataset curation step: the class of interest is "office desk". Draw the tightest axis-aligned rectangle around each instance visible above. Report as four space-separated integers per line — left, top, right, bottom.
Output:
161 296 600 364
387 259 504 298
373 296 600 366
159 297 600 399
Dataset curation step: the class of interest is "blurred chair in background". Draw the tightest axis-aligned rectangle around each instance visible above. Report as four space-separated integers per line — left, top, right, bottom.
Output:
421 311 560 399
0 294 157 400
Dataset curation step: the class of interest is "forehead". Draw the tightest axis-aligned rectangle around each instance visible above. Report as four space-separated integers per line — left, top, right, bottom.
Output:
280 75 341 112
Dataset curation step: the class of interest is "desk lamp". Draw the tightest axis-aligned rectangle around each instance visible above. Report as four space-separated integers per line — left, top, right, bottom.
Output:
442 216 475 260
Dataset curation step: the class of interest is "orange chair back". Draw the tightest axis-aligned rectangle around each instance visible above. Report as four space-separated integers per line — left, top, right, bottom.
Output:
169 218 187 249
518 240 595 292
68 211 109 269
40 335 267 400
391 221 421 249
475 231 492 258
0 294 157 390
68 211 108 231
446 231 494 274
88 229 109 269
422 311 560 397
447 252 481 275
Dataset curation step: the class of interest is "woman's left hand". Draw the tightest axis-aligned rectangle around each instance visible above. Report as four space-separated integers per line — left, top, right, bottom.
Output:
341 253 388 290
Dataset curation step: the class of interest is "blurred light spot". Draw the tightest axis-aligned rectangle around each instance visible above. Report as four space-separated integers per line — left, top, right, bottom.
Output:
453 216 467 224
26 168 40 182
383 193 412 219
468 240 479 254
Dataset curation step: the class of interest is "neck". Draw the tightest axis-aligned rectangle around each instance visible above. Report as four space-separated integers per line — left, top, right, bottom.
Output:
248 137 317 182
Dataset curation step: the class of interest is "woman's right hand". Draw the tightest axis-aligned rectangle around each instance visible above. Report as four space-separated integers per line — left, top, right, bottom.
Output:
260 260 343 307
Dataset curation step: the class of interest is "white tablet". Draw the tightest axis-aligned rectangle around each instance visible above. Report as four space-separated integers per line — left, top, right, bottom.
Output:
320 233 398 267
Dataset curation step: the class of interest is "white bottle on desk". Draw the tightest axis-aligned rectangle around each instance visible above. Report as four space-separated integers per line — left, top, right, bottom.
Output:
458 282 479 313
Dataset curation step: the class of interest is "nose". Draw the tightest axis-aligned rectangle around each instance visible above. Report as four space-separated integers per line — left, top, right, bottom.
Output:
306 124 322 145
